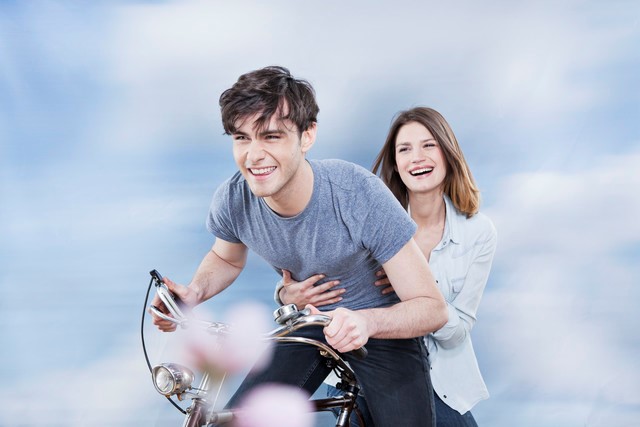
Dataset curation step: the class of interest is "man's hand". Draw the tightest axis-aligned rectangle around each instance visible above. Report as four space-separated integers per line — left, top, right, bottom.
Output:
373 268 395 295
281 270 344 307
306 304 370 353
150 277 198 332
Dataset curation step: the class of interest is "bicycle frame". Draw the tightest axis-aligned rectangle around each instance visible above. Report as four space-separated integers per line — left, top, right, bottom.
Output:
142 270 367 427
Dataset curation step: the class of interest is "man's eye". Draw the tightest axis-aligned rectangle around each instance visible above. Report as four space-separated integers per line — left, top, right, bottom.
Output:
265 134 280 140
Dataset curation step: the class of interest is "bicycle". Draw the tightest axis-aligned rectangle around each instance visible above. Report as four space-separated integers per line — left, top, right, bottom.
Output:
141 270 369 427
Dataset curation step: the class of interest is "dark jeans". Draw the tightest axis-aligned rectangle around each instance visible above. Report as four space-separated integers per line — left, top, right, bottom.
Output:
225 328 435 427
327 384 477 427
434 393 478 427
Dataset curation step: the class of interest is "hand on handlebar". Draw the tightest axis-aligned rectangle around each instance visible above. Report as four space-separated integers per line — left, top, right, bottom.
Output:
305 304 369 354
280 270 345 308
150 277 199 332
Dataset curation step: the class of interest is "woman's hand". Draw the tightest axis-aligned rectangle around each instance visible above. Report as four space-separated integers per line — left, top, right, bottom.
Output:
280 270 344 307
373 268 395 295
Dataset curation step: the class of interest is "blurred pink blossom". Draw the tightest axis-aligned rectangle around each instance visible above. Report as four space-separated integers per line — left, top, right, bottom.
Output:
235 384 314 427
183 302 274 374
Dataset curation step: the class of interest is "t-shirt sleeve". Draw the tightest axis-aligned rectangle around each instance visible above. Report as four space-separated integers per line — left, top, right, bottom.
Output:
205 181 242 244
353 175 416 264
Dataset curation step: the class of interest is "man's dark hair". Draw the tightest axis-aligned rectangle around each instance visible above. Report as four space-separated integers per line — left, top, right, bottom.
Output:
219 66 319 136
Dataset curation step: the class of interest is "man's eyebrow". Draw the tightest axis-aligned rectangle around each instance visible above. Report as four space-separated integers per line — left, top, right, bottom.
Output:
258 128 286 137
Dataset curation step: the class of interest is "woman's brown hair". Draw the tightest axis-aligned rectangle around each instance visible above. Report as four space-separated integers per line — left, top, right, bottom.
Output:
372 107 480 217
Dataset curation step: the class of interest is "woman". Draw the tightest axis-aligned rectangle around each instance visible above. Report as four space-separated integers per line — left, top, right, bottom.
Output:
277 107 497 426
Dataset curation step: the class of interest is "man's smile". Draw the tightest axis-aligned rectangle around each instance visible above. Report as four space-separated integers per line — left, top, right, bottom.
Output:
249 166 277 176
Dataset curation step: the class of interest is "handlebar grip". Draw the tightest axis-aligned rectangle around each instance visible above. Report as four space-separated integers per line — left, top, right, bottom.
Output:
350 346 368 360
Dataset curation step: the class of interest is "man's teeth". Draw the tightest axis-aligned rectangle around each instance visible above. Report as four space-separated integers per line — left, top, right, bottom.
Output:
251 167 276 175
410 168 433 176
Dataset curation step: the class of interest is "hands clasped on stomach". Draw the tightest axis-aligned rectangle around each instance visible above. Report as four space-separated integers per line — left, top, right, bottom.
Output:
281 269 381 353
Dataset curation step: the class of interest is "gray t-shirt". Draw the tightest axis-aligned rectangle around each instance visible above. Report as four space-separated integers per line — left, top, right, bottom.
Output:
206 159 416 311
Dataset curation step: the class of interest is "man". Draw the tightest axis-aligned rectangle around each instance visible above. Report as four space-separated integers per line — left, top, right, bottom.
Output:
152 66 447 426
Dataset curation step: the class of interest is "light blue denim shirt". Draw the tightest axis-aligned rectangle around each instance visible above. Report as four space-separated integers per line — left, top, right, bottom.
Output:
426 194 497 414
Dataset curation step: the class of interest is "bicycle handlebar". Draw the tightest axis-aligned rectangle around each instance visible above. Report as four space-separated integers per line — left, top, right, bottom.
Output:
148 271 368 360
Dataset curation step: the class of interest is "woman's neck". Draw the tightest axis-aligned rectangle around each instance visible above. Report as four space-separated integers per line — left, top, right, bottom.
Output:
408 190 446 229
408 190 447 261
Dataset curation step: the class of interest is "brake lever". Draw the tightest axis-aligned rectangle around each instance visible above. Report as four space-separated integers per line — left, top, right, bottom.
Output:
149 304 185 327
150 269 188 320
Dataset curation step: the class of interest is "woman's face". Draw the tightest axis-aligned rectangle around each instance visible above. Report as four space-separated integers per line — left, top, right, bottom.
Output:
394 121 447 195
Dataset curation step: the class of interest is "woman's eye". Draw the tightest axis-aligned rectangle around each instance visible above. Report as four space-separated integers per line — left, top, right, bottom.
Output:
397 147 409 153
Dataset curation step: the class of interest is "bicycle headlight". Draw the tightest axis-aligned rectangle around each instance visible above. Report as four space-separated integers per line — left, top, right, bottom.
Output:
151 363 194 396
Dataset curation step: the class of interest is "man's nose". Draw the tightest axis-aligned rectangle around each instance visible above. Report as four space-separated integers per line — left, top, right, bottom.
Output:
246 140 266 163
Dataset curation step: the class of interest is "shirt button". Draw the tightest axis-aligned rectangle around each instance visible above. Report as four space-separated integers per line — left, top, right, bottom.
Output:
443 395 447 399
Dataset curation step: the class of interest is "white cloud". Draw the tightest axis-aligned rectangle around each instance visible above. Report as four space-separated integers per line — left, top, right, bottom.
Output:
489 148 640 254
81 0 636 159
1 172 205 252
0 333 170 427
97 1 282 151
477 148 640 421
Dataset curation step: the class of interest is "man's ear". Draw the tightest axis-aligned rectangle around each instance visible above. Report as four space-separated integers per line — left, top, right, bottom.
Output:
300 122 317 154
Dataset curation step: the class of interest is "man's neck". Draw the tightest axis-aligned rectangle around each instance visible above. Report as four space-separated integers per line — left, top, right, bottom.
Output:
264 160 314 217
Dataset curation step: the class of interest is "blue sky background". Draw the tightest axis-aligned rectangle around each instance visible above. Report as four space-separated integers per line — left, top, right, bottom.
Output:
1 1 639 426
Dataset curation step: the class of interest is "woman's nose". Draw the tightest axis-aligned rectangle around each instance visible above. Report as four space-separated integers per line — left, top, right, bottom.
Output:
411 151 425 163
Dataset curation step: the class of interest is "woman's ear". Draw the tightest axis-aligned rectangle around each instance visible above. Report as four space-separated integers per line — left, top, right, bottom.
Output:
300 122 317 153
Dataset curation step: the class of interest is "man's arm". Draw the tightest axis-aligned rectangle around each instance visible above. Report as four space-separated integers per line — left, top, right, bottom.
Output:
364 238 447 337
319 238 447 352
151 238 248 332
189 238 248 303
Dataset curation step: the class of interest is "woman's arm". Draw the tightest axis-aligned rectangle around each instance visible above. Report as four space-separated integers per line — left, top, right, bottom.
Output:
275 270 344 307
433 227 497 349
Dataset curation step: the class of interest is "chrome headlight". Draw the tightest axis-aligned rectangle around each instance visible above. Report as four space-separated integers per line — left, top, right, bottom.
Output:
151 363 194 396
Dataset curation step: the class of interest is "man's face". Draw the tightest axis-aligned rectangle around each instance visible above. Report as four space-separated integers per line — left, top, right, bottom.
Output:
231 114 315 201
